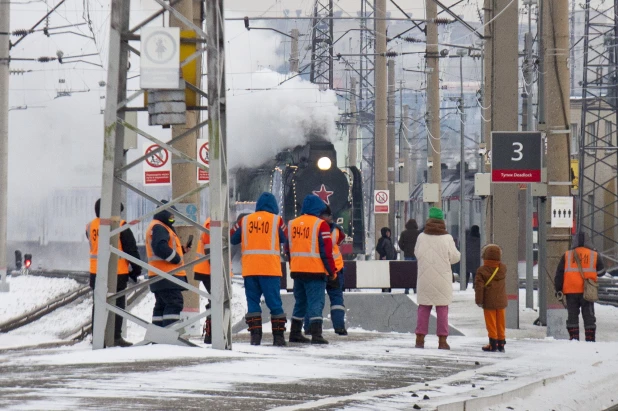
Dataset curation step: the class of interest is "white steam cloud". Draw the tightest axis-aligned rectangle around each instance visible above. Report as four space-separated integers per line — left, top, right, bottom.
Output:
227 72 339 169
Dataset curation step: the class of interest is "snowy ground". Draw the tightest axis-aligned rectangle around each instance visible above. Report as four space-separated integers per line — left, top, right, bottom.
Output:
0 275 81 323
2 277 618 410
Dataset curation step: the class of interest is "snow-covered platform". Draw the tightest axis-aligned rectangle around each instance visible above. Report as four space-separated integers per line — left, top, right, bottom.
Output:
2 277 618 410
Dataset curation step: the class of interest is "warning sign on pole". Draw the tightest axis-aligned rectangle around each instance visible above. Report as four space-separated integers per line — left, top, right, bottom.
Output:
374 190 389 214
197 138 209 183
143 144 171 185
551 196 574 228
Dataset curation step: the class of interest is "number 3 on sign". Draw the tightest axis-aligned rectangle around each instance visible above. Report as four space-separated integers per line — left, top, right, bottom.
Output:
512 142 523 161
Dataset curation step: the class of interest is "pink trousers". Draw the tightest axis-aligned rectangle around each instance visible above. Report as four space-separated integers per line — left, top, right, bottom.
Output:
415 304 449 336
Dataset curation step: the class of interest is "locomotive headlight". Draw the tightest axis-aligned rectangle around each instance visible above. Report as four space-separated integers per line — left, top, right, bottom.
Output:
317 157 332 170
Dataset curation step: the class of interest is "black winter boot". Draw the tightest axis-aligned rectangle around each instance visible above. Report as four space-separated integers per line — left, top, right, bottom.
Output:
114 338 133 347
271 315 287 347
482 338 497 352
289 318 311 343
568 327 580 341
585 328 596 342
203 316 212 344
245 314 262 346
310 321 329 345
497 339 506 352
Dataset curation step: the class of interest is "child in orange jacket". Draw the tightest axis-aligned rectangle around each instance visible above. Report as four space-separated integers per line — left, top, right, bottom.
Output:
475 244 508 352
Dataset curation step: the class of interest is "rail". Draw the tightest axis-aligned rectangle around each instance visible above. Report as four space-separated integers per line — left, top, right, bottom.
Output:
0 285 91 333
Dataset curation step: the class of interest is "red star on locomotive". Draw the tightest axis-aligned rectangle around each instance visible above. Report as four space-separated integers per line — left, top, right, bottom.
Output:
312 184 334 204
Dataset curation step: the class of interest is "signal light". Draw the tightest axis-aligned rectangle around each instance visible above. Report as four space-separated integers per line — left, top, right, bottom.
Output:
24 254 32 269
15 250 22 270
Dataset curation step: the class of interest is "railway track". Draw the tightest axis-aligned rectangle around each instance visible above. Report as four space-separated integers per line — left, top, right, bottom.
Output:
0 270 148 343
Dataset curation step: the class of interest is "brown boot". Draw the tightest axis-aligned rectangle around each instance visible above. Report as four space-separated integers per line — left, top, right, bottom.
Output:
438 335 450 350
415 334 425 349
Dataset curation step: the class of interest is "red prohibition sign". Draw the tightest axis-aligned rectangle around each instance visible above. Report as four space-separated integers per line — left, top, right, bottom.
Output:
145 144 168 168
199 142 209 165
375 191 388 204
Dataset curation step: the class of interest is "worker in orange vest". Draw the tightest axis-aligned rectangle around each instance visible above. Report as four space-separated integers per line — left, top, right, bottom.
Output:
555 232 605 341
145 201 190 327
86 199 141 347
288 194 337 345
303 205 347 336
193 217 212 343
230 192 289 346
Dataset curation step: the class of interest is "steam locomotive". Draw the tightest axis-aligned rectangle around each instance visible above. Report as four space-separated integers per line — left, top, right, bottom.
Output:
232 141 365 258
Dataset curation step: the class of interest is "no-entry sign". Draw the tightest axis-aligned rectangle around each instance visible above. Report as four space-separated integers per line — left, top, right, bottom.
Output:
197 138 209 183
144 144 171 185
374 190 389 214
491 131 542 183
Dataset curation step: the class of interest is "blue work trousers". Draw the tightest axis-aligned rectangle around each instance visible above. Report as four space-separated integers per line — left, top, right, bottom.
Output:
304 269 346 330
293 277 326 323
152 289 183 327
244 276 284 316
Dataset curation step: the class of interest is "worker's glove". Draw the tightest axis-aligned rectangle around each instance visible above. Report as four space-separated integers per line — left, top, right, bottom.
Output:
129 272 139 283
555 291 564 301
326 272 338 290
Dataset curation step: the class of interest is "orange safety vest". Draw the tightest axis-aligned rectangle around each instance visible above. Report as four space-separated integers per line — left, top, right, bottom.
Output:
332 226 344 272
241 211 283 277
86 218 130 275
563 247 598 294
145 220 186 278
289 215 327 274
194 218 211 275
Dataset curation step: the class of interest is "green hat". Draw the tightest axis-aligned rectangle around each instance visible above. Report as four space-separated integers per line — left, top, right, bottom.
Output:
429 207 444 220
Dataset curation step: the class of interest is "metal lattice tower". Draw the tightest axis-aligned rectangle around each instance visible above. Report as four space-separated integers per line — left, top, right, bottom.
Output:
578 0 618 266
94 0 232 350
309 0 334 89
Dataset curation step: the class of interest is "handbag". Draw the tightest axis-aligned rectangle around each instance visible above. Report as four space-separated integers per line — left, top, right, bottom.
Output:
485 266 500 287
573 251 598 302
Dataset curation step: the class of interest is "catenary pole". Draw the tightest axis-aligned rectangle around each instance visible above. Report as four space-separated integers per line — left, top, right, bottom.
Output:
387 59 396 232
459 53 467 291
206 0 233 350
525 1 535 309
170 0 202 332
348 77 358 167
94 0 130 349
426 0 441 202
542 0 571 339
485 0 520 329
374 0 388 249
0 0 10 292
290 28 299 73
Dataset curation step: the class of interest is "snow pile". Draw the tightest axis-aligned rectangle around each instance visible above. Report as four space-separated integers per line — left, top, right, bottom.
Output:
0 275 82 323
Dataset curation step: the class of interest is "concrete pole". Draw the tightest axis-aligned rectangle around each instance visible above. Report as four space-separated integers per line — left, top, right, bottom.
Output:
525 7 535 309
374 0 388 247
459 55 467 291
426 0 441 204
0 0 10 292
403 105 413 189
486 0 520 329
542 0 571 339
206 0 233 350
94 0 130 349
348 77 358 167
290 28 299 73
387 59 396 232
482 0 493 246
170 0 201 322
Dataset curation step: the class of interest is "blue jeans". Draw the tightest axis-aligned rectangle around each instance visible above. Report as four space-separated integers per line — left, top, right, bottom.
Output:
244 276 284 316
292 277 326 323
304 270 346 330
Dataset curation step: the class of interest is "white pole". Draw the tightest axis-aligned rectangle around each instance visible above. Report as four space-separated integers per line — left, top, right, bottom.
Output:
0 0 10 292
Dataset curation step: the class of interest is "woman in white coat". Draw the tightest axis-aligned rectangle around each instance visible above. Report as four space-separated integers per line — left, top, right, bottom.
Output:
414 207 461 350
